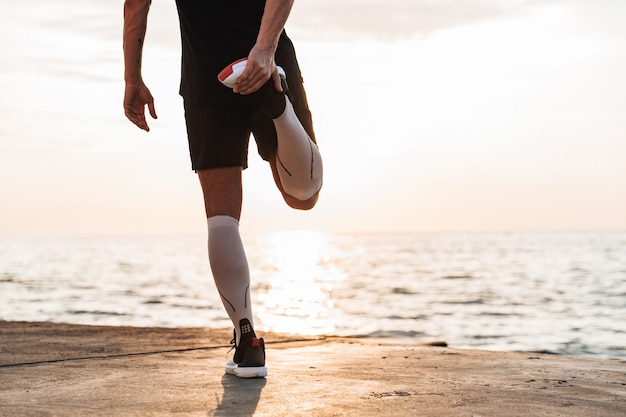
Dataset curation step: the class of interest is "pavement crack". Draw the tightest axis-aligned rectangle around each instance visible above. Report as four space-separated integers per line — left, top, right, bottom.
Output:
0 346 227 368
0 337 325 368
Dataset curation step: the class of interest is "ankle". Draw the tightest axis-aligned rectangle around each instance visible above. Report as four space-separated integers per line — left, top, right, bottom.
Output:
237 318 256 345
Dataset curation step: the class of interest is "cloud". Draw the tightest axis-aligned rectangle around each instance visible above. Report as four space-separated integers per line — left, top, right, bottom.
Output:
289 0 564 41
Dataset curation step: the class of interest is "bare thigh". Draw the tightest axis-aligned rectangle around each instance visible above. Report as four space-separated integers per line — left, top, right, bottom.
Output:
197 167 243 220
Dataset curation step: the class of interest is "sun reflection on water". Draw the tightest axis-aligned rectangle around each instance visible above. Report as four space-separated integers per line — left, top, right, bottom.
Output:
252 230 340 335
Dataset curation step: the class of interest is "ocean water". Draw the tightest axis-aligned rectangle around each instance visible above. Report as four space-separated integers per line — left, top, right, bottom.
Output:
1 232 625 359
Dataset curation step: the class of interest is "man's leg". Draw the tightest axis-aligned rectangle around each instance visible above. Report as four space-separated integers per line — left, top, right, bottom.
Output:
197 167 252 345
199 167 267 378
270 96 323 204
268 148 319 210
219 59 323 207
257 75 323 210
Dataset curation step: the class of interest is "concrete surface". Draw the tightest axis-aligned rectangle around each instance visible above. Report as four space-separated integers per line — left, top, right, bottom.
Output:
1 321 625 416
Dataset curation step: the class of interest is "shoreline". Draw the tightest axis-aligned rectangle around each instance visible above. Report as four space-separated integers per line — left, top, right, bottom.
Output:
2 319 623 361
1 321 625 416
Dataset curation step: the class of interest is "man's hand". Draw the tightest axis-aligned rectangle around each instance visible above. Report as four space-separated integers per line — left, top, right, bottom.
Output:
124 82 157 132
233 45 283 95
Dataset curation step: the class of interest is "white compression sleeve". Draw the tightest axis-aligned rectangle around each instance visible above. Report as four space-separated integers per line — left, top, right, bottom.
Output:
207 215 253 344
273 99 323 201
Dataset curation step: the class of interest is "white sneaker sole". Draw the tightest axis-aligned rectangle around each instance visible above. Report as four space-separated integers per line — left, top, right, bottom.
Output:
218 59 248 88
225 359 268 378
218 58 286 89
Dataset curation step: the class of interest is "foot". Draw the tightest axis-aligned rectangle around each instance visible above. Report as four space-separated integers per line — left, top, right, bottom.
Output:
225 318 268 378
218 58 289 119
217 58 249 89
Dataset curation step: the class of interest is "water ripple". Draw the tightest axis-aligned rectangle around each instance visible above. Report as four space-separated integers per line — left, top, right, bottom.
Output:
1 232 625 358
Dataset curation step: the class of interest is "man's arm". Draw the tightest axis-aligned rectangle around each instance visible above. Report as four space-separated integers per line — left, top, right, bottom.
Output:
123 0 157 131
233 0 295 95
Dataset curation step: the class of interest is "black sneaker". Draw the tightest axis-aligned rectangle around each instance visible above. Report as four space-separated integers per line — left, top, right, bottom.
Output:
225 318 267 378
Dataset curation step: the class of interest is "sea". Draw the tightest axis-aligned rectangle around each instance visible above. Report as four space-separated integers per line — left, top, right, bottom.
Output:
1 232 625 359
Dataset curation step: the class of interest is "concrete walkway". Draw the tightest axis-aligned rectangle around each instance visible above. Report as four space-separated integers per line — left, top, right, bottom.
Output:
1 321 625 416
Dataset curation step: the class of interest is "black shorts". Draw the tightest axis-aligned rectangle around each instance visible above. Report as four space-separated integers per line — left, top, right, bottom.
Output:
183 51 316 171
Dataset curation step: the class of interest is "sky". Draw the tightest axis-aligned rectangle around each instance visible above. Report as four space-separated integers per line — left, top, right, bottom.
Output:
1 0 625 236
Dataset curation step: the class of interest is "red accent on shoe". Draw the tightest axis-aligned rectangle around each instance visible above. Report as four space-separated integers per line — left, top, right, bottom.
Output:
251 338 261 348
217 57 248 81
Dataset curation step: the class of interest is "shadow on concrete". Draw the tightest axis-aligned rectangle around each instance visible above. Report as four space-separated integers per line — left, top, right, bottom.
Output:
212 374 267 417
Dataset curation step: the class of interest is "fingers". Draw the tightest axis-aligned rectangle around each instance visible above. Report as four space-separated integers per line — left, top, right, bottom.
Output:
125 107 150 132
124 101 151 131
147 99 158 120
233 74 266 95
123 83 156 132
233 60 273 95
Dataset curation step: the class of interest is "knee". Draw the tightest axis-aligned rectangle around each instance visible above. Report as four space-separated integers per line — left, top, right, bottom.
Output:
284 191 319 210
286 187 318 202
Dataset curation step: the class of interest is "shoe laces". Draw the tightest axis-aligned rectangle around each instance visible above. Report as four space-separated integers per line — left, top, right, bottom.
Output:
227 330 236 354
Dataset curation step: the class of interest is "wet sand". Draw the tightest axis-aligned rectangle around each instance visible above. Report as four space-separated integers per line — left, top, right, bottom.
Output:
1 321 625 416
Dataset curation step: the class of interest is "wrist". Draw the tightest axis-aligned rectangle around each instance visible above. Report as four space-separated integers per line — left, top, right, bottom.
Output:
124 74 143 84
253 40 278 56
